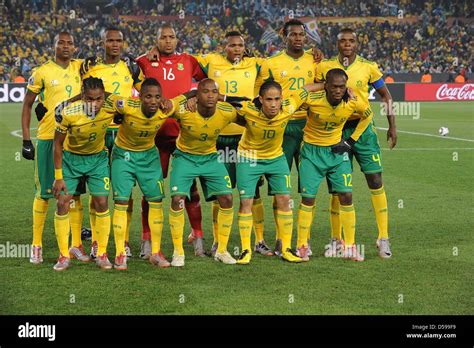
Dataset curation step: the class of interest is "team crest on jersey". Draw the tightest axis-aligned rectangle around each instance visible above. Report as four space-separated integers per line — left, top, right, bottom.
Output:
177 63 184 71
214 71 221 77
280 71 287 77
244 72 250 78
356 80 362 87
124 76 130 82
64 74 69 78
75 77 80 83
308 71 313 78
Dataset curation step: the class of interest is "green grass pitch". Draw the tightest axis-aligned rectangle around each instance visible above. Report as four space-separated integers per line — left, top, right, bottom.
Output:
0 101 472 315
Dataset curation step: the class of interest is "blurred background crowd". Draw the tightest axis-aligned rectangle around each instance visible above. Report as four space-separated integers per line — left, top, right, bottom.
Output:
1 0 472 82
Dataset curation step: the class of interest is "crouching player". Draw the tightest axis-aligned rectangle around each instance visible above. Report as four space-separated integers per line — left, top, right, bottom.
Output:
230 81 309 264
109 78 194 270
296 68 374 261
52 77 114 271
165 79 237 267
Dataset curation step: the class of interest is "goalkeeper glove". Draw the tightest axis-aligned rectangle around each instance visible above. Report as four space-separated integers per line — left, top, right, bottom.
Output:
22 140 35 160
80 56 99 76
122 54 141 84
34 102 48 121
331 137 356 154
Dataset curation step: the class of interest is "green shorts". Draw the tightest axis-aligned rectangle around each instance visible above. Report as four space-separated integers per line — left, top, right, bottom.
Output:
343 120 383 174
237 154 290 198
105 128 118 155
299 142 352 198
216 134 241 188
283 118 306 171
170 149 233 201
63 150 110 196
34 139 54 199
111 145 164 202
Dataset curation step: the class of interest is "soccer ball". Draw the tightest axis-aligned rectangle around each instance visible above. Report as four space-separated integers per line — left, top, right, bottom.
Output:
439 127 449 136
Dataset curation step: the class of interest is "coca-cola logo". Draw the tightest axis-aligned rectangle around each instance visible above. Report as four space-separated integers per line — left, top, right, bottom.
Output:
435 84 474 101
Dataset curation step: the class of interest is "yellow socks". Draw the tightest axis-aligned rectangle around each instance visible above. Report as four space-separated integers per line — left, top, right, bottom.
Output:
272 201 280 241
170 208 185 255
217 207 234 253
113 204 128 257
125 200 133 243
238 212 253 253
276 210 293 251
211 201 219 245
330 195 342 240
370 186 389 239
54 212 70 257
69 197 83 248
297 203 313 248
340 204 356 246
32 197 49 247
252 198 264 242
96 210 111 255
88 196 97 243
149 202 164 254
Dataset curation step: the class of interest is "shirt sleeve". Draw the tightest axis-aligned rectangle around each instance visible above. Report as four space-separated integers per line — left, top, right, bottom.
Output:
107 94 127 114
350 100 374 142
368 62 384 84
26 67 44 94
169 95 188 120
133 69 145 92
193 53 212 77
315 62 326 82
56 109 69 134
189 54 206 81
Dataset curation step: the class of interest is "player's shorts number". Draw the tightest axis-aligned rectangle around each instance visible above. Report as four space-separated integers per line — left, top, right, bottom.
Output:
342 173 352 187
224 175 232 188
372 153 381 166
225 80 238 94
88 132 97 142
289 77 305 90
112 81 120 94
65 84 72 97
263 129 275 139
285 175 291 188
199 133 208 141
104 177 110 190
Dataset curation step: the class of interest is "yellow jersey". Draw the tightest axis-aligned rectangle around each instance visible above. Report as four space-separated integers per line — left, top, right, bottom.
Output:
82 60 144 129
303 91 374 146
56 99 115 154
257 50 317 120
237 89 309 160
27 59 83 140
110 95 175 151
315 55 383 120
171 96 237 155
195 53 264 135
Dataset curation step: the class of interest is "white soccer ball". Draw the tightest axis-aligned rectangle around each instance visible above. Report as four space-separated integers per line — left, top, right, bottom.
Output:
439 127 449 136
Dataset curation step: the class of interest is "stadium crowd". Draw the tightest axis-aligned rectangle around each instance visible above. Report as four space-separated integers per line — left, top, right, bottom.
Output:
1 0 472 82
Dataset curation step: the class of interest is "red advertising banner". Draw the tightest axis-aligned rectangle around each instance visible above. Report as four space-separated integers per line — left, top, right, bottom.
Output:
405 83 474 101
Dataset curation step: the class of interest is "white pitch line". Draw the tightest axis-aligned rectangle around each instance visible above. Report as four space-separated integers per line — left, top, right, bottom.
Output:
10 129 37 140
377 127 474 143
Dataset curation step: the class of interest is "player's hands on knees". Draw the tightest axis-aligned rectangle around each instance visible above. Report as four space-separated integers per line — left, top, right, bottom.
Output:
312 47 324 63
52 179 68 199
22 140 35 160
34 102 48 121
185 97 197 112
160 98 174 114
387 127 397 149
146 46 160 61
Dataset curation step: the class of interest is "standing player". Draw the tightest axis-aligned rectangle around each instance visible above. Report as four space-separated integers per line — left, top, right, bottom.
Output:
21 32 83 264
192 31 273 257
82 27 144 259
52 77 114 271
257 19 319 255
137 23 206 258
166 79 237 267
316 28 396 259
296 69 374 262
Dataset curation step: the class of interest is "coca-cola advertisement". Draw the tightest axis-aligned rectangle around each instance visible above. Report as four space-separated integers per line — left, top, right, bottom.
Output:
405 83 474 101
